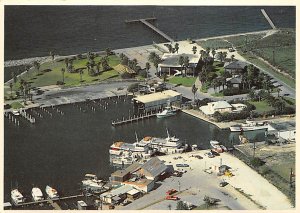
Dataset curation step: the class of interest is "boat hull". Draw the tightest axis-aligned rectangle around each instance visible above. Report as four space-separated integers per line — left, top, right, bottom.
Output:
230 126 268 132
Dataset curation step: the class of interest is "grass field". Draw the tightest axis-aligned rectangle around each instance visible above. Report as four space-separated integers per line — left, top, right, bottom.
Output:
248 100 274 113
253 46 295 78
10 101 24 109
168 76 197 87
197 39 232 50
4 55 121 97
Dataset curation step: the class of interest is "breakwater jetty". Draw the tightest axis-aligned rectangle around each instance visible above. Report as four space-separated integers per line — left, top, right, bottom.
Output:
125 17 174 42
261 9 277 29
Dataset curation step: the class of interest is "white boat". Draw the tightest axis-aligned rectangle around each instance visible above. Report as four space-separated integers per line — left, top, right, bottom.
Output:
12 110 20 116
31 187 44 202
230 120 270 132
82 174 105 192
156 106 177 118
11 189 25 206
210 140 220 148
45 185 59 199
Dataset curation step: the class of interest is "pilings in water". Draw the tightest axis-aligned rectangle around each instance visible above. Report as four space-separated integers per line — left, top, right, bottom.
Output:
261 9 277 29
19 109 36 124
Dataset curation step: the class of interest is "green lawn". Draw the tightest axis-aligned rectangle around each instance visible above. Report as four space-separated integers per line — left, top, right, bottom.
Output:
4 55 121 96
248 100 274 113
253 46 295 78
168 76 197 87
197 38 232 50
10 101 24 109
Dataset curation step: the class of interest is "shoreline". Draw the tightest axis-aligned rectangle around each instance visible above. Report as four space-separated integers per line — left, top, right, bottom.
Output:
4 29 274 68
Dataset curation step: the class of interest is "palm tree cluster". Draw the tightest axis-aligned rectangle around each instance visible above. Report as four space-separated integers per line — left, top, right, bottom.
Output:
178 55 190 76
18 78 32 103
198 48 216 83
215 51 227 62
148 52 162 76
120 53 140 73
164 42 180 53
33 61 41 74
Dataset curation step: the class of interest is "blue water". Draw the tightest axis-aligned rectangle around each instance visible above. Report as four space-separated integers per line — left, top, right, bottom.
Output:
4 6 295 60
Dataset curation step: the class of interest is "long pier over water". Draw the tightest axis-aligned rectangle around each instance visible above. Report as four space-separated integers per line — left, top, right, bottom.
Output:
125 17 174 42
261 9 277 30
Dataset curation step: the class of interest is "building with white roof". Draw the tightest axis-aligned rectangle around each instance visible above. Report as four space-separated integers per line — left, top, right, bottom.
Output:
133 90 182 111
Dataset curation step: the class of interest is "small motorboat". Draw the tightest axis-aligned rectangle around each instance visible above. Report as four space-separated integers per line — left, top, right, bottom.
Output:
156 106 177 118
45 185 59 199
31 187 44 202
11 189 25 206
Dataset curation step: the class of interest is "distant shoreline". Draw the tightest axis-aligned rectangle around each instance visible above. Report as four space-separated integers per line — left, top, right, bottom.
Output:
4 29 274 68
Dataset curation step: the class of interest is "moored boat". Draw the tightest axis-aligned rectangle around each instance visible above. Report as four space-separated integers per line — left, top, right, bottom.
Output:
12 110 20 116
11 189 25 206
45 185 59 199
31 187 44 202
230 120 270 132
156 106 177 118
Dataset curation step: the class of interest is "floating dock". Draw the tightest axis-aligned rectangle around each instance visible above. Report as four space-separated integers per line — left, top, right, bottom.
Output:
126 17 174 42
261 9 277 30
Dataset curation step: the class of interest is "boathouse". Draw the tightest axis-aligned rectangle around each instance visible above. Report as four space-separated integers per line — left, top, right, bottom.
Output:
133 90 182 111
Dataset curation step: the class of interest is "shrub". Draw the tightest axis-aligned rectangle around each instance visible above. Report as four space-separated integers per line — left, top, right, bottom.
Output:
250 157 265 168
121 72 133 79
127 83 139 93
56 81 64 85
222 88 249 96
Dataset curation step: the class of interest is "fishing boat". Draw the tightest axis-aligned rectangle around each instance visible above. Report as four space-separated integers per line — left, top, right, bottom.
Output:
11 189 25 206
31 187 44 202
45 185 59 199
230 120 270 132
82 174 105 192
156 106 177 118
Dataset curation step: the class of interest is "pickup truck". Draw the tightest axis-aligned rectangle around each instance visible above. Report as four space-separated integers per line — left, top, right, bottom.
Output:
165 195 180 200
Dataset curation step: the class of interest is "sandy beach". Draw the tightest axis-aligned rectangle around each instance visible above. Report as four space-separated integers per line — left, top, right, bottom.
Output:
118 150 293 210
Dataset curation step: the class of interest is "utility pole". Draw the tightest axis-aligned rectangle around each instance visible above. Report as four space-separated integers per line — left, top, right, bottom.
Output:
178 181 181 192
253 140 256 158
272 50 275 64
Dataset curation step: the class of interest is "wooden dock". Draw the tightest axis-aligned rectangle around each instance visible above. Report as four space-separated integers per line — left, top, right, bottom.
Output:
261 9 277 29
16 194 85 207
112 112 157 126
125 18 174 42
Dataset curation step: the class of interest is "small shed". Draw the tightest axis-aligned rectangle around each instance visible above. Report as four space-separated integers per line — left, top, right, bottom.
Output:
126 189 142 201
77 200 88 210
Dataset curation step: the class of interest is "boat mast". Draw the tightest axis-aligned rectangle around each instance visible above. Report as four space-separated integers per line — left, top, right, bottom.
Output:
135 131 139 143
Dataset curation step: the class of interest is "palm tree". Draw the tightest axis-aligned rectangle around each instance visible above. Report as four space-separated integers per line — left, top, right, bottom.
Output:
153 58 160 76
49 51 55 60
33 61 40 74
105 48 111 56
9 82 13 98
206 47 211 55
211 79 218 93
192 46 197 54
178 56 184 76
145 62 151 79
276 87 282 97
174 43 179 53
191 84 198 102
79 69 84 83
231 54 235 62
64 58 69 68
61 68 65 84
119 53 125 60
211 48 216 60
183 56 190 76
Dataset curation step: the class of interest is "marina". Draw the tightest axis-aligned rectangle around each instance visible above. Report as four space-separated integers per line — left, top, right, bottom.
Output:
3 5 296 211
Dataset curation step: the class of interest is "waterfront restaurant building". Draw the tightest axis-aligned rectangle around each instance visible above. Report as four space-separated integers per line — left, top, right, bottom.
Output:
158 53 200 76
133 90 182 112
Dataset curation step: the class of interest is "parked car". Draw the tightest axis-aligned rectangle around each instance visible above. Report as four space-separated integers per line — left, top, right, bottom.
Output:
176 163 189 167
166 189 177 195
165 195 180 201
